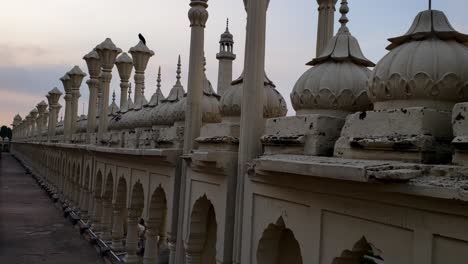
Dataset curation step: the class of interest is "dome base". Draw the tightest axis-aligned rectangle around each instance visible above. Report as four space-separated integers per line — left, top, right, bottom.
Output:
334 107 453 164
261 114 345 157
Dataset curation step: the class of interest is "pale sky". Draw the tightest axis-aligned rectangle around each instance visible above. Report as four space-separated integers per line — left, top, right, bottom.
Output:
1 0 467 126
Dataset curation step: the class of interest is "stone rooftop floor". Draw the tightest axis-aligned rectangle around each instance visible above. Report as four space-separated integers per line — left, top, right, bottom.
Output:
0 153 102 264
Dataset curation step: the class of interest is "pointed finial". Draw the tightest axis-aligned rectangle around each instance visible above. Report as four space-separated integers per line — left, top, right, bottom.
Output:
226 18 229 32
112 90 116 103
429 0 432 10
176 55 182 84
128 83 132 99
157 66 162 90
338 0 349 31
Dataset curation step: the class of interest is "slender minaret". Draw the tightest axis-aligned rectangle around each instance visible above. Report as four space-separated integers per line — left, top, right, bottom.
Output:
316 0 338 56
216 19 236 97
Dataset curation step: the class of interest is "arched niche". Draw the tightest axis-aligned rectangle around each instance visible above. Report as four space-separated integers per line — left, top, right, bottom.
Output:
103 172 114 201
256 217 303 264
130 181 145 213
186 195 217 264
148 186 167 232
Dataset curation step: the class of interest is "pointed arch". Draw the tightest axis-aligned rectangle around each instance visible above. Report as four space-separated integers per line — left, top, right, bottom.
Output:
103 171 114 200
186 195 217 264
257 217 303 264
147 185 167 232
94 170 103 197
130 181 145 212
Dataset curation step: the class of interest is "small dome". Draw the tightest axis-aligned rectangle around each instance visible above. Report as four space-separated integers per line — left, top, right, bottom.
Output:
368 10 468 111
76 114 87 133
221 72 287 119
291 0 374 118
151 71 186 126
173 77 221 124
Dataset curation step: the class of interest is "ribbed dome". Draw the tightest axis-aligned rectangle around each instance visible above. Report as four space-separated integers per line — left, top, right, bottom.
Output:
173 76 221 124
220 71 287 119
291 0 374 118
368 10 468 111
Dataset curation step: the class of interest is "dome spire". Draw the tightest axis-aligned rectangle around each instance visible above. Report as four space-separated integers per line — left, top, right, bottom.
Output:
176 55 182 85
308 0 374 67
338 0 349 32
225 18 230 32
429 0 432 10
157 66 162 90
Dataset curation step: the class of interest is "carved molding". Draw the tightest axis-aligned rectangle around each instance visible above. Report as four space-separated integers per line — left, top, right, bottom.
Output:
368 72 468 103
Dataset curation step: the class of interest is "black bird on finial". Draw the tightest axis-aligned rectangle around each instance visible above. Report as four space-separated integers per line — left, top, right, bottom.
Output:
138 33 146 45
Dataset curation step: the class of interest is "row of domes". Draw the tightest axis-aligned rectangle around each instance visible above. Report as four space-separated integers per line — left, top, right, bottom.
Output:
292 5 468 116
14 4 468 134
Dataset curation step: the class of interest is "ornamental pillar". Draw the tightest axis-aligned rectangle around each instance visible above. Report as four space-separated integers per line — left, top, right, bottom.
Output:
129 41 154 108
83 50 101 144
95 38 122 143
30 109 38 141
92 196 103 232
115 52 134 109
316 0 337 56
60 74 73 142
125 209 140 264
36 101 48 141
46 88 62 141
101 198 113 241
173 2 209 263
234 0 269 263
111 205 125 251
67 66 86 136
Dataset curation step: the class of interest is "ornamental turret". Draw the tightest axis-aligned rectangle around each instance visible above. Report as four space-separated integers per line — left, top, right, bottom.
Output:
216 19 236 96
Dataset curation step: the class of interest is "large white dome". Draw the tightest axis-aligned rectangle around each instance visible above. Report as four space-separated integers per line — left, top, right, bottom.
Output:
367 10 468 111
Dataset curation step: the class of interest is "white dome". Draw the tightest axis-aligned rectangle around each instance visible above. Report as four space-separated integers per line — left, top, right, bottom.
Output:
220 72 287 119
291 7 374 118
368 10 468 111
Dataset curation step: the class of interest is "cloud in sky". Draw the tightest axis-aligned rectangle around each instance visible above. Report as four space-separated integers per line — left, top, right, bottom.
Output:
0 0 467 126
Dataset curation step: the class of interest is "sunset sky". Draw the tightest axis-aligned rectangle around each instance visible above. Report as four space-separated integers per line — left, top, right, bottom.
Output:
0 0 467 126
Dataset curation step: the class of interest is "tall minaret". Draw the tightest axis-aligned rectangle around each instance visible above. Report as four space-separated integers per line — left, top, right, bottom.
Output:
316 0 337 56
216 19 236 97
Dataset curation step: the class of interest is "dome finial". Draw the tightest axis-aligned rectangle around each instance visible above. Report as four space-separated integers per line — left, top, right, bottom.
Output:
429 0 432 10
226 18 230 32
157 66 162 90
176 55 182 85
338 0 349 31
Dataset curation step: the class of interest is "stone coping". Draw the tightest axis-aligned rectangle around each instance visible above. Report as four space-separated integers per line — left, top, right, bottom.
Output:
12 141 182 158
254 154 468 202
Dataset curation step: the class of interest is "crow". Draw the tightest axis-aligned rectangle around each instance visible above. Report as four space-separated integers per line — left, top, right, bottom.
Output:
138 33 146 45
